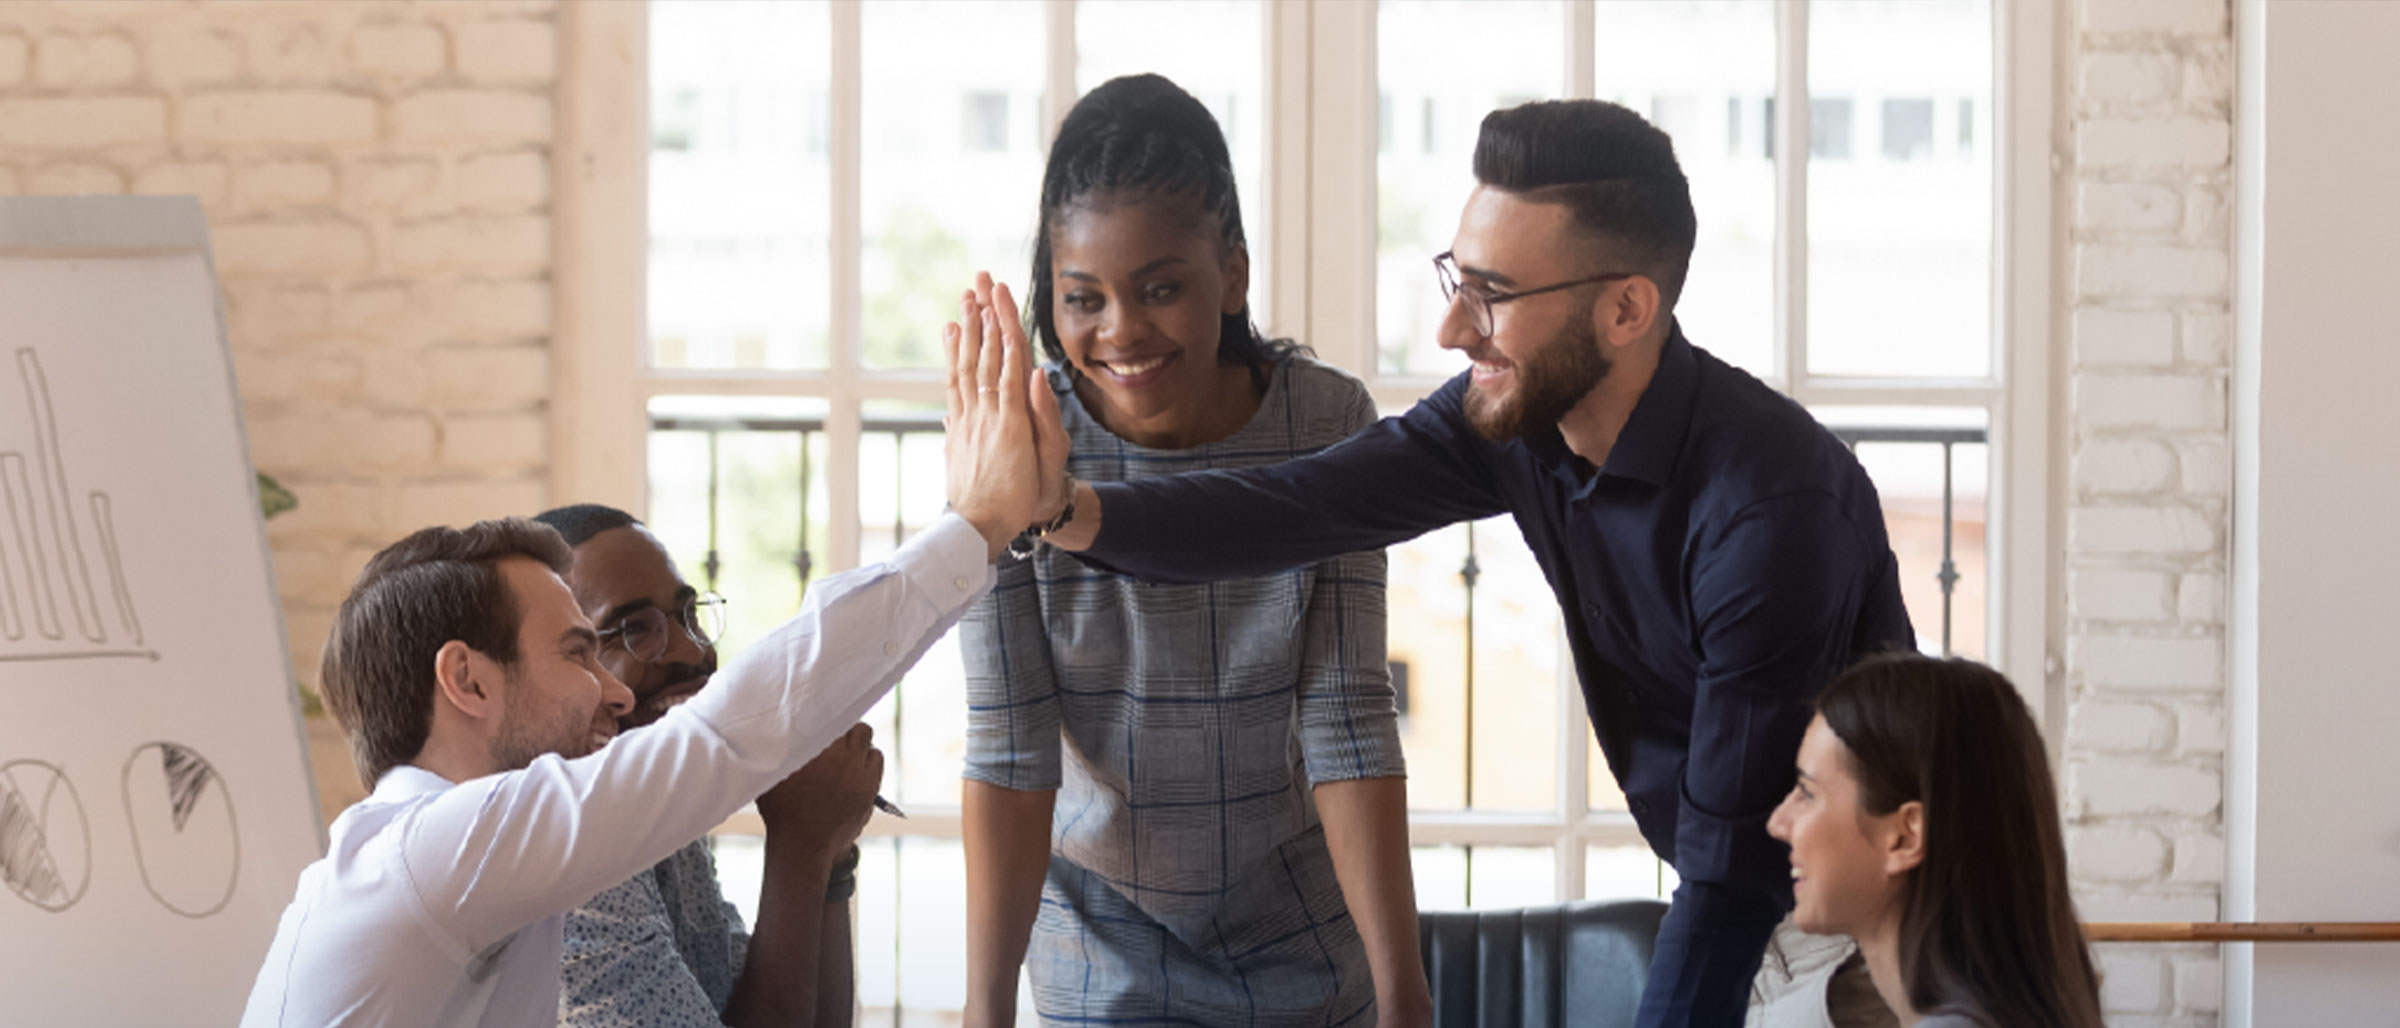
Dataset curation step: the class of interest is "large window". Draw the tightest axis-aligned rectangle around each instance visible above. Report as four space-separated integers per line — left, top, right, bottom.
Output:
618 1 2039 1021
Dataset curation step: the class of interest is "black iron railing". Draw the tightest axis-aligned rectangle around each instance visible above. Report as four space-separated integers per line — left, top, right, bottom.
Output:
1825 424 1989 657
650 411 948 596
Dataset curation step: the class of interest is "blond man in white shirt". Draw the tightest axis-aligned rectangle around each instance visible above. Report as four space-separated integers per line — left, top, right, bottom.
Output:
240 320 1045 1027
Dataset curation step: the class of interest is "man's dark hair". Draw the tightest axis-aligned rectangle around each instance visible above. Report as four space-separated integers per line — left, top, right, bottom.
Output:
532 503 641 548
1472 99 1698 309
319 518 573 788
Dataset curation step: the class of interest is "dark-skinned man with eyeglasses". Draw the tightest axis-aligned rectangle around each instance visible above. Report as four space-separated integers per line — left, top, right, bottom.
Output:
959 100 1914 1027
533 503 876 1028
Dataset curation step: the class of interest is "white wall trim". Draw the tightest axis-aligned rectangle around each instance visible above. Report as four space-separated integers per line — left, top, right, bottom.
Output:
1999 0 2060 728
2226 0 2269 1020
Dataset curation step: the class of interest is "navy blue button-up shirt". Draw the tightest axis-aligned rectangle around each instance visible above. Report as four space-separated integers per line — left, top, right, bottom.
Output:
1081 327 1914 1027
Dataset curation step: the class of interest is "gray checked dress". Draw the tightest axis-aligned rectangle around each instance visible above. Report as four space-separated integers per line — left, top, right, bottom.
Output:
962 354 1408 1028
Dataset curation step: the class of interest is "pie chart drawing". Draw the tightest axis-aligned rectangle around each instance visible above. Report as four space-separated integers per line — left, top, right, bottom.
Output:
0 759 90 912
121 741 240 918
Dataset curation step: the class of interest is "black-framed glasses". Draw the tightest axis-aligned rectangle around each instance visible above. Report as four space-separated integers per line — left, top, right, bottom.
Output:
1434 251 1635 338
596 592 728 665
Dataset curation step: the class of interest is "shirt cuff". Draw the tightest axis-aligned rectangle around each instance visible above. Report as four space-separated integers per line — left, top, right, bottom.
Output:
897 512 998 605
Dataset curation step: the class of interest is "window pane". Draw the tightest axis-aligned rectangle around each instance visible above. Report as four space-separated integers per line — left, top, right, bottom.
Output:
1882 98 1936 161
646 396 831 652
739 836 1041 1023
1588 733 1627 812
856 402 967 808
711 833 765 923
1806 0 1994 379
1471 520 1559 811
1376 0 1565 377
1390 524 1467 810
856 837 1019 1025
1810 406 1990 659
862 1 1047 370
1076 0 1271 326
1412 844 1467 910
649 1 832 371
1809 98 1854 160
1411 845 1556 911
1584 843 1673 900
1469 846 1556 909
1594 3 1778 393
1389 518 1558 813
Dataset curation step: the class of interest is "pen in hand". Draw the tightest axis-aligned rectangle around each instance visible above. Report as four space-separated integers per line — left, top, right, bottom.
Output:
873 795 907 819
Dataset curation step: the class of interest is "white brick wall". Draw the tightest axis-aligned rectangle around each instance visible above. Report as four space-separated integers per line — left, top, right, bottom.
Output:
0 0 559 699
2064 0 2233 1023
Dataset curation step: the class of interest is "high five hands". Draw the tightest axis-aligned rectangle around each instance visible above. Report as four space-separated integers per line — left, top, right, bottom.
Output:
944 272 1072 559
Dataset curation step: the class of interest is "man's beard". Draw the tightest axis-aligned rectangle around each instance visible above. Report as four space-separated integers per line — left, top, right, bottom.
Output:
488 668 592 771
1463 316 1612 443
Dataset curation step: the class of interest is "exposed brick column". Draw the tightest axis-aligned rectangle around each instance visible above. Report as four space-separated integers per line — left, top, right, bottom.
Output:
2062 0 2235 1023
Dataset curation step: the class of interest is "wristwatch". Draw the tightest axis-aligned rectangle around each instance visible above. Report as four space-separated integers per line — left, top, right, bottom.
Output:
824 843 861 904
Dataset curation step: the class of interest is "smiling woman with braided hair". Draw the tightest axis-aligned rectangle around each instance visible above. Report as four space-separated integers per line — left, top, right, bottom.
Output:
953 74 1432 1028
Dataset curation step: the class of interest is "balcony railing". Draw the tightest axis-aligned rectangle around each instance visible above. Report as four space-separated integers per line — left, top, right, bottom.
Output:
1825 424 1988 657
651 410 947 595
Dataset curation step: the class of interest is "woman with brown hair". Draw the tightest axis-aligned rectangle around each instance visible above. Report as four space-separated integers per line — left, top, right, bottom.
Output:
1767 654 2104 1028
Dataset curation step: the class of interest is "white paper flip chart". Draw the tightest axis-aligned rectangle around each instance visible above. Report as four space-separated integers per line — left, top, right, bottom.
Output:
0 197 320 1025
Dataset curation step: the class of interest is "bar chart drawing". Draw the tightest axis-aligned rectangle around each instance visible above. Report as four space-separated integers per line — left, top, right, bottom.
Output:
0 348 151 664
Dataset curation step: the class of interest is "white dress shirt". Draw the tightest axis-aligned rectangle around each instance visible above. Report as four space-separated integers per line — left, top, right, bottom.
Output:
240 515 992 1027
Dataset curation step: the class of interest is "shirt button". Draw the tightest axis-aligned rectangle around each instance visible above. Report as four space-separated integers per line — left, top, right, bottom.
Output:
1629 799 1651 816
1582 602 1601 619
883 641 899 657
954 575 971 591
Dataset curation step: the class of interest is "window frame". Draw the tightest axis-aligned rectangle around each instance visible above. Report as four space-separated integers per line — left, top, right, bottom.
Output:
554 0 2056 917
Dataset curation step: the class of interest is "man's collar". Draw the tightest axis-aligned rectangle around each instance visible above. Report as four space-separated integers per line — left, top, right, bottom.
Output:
1597 321 1699 488
1525 321 1698 490
374 764 460 800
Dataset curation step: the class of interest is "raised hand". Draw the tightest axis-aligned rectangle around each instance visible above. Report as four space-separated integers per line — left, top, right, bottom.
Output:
986 284 1075 527
945 272 1045 558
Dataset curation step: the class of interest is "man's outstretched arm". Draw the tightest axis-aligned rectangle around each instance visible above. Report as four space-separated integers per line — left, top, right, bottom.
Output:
1043 380 1509 583
951 273 1506 583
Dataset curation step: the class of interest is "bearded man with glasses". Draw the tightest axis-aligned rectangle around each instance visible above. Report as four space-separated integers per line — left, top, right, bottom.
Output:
968 99 1915 1028
534 503 879 1028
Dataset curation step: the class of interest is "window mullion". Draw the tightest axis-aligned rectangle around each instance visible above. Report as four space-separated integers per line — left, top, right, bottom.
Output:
1557 629 1590 901
1044 0 1076 146
1265 0 1309 336
1307 0 1377 379
1567 0 1595 100
1774 0 1810 393
1997 0 2058 727
828 0 863 573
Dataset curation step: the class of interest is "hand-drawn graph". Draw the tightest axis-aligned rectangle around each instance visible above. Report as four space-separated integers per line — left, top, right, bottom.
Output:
122 741 239 918
0 347 150 664
0 758 91 913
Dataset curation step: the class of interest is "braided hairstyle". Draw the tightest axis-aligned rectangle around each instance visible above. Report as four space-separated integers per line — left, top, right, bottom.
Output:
1027 74 1301 383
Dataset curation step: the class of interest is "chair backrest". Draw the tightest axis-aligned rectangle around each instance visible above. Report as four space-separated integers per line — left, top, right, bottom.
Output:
1417 898 1670 1028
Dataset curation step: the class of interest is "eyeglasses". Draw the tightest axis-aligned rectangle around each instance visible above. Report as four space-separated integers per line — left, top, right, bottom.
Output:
1434 251 1635 338
596 593 728 665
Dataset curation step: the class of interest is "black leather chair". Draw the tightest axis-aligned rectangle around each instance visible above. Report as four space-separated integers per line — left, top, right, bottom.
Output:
1417 899 1669 1028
